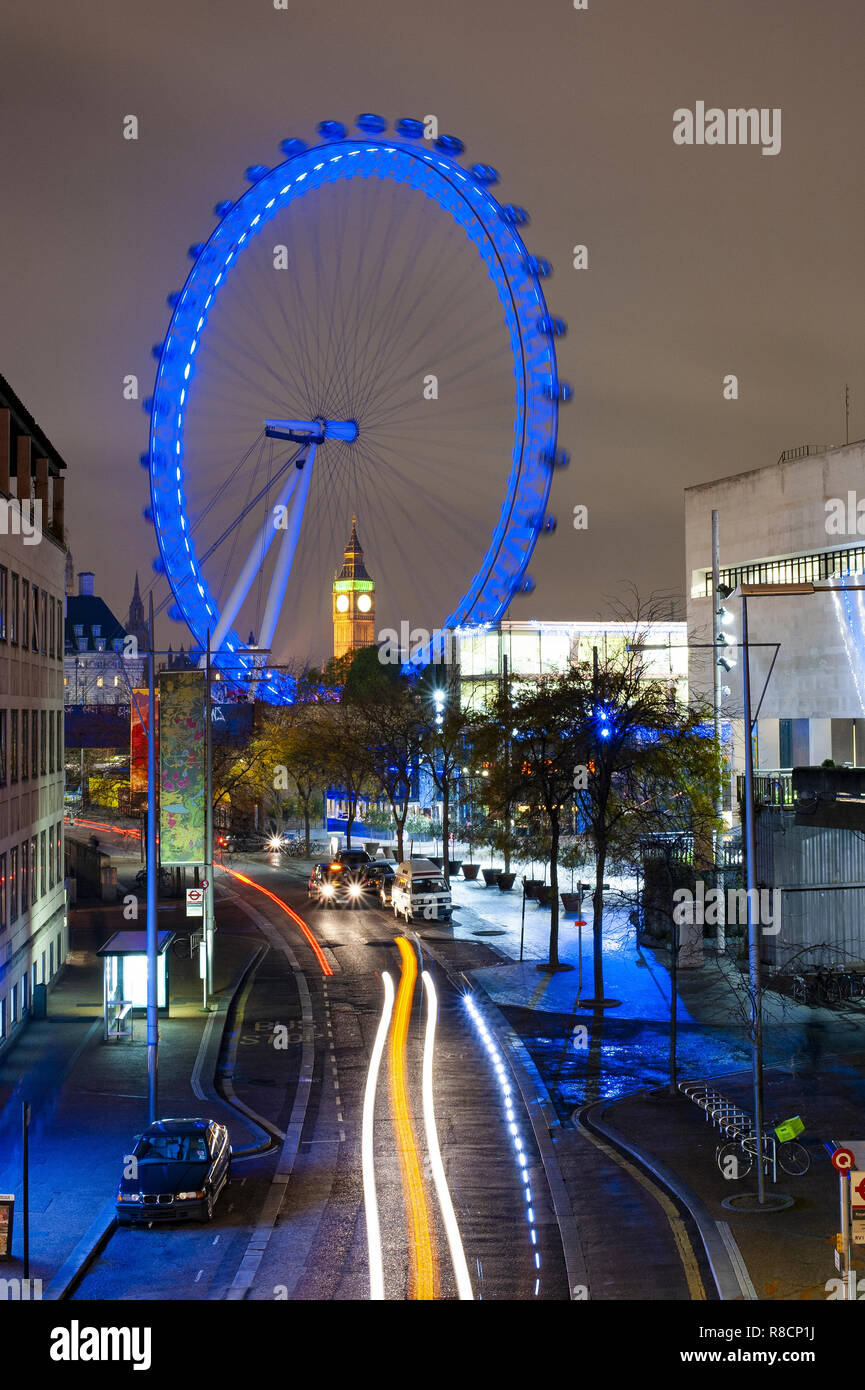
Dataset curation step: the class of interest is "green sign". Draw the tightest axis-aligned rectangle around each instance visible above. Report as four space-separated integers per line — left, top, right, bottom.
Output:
159 670 206 865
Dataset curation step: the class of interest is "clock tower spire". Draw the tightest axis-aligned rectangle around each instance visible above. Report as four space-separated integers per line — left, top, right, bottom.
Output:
333 516 375 660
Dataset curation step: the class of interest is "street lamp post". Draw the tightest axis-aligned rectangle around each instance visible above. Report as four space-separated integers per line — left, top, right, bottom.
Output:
146 592 158 1124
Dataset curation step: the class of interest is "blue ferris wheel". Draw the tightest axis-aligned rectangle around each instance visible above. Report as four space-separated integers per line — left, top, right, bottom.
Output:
144 114 570 700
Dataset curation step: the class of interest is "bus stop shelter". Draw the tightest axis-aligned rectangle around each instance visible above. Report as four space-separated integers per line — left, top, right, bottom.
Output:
97 930 174 1040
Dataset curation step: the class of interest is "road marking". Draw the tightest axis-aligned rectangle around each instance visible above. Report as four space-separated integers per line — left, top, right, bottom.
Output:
391 937 438 1301
362 971 395 1301
194 1270 203 1283
420 971 473 1300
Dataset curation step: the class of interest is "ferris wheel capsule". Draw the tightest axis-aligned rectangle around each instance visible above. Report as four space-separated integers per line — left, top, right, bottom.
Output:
435 134 465 155
317 120 346 141
501 204 529 227
356 113 387 133
213 200 233 218
520 575 536 595
279 138 308 158
524 256 552 279
470 163 499 185
188 243 205 260
395 117 424 139
245 165 270 183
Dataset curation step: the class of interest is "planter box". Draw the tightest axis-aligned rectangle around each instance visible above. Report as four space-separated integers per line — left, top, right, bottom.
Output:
536 885 554 908
481 868 501 886
446 859 462 875
497 872 516 892
560 893 582 914
461 864 480 881
364 842 379 855
429 856 443 868
522 878 543 900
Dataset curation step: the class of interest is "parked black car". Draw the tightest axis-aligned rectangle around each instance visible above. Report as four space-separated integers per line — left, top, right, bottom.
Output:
359 860 398 906
115 1118 231 1225
335 848 372 870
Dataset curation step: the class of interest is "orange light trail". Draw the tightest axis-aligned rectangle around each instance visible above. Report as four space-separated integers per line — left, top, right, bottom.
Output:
389 936 438 1300
224 867 333 977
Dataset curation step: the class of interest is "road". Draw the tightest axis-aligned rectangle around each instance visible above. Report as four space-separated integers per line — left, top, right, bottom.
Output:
74 852 570 1300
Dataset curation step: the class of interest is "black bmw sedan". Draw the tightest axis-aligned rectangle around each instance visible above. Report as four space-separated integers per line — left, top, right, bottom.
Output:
115 1118 231 1225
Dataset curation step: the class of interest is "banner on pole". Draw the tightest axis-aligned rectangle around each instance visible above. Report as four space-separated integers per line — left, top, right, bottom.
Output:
130 689 151 798
159 670 206 865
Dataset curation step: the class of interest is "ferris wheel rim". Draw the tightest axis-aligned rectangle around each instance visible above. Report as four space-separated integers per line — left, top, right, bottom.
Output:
146 121 562 696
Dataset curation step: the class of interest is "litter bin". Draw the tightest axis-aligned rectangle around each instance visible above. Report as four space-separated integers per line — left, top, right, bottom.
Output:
0 1195 14 1258
32 983 47 1020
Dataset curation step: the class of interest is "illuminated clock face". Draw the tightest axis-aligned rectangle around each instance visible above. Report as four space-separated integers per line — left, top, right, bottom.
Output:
335 594 349 613
357 593 372 613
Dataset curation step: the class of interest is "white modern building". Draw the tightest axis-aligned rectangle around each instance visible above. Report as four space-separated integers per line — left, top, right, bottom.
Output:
0 374 68 1056
686 439 865 777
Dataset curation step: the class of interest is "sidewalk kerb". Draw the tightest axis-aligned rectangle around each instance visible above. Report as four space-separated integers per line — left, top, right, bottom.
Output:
582 1096 747 1301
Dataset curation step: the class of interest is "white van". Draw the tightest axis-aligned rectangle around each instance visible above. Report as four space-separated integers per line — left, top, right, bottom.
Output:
391 859 452 924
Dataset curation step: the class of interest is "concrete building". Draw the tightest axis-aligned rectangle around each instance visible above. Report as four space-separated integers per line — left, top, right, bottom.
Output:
0 374 68 1056
64 571 144 703
685 440 865 778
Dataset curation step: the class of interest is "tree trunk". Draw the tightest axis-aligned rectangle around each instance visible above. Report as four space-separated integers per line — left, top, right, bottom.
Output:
548 811 560 968
345 788 355 849
441 776 450 881
593 843 606 1000
303 800 311 852
667 859 678 1095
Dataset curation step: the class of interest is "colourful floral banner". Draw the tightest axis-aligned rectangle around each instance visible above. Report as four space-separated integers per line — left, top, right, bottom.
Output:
159 670 205 865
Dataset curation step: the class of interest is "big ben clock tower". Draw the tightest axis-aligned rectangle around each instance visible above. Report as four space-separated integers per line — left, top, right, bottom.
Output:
333 516 376 660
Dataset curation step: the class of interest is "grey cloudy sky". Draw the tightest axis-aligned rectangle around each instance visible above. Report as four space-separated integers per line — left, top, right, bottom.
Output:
2 0 864 657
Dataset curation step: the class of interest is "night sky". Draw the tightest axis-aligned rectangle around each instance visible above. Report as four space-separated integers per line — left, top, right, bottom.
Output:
3 0 864 660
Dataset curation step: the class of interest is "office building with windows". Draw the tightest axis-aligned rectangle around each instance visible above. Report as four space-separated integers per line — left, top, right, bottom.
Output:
686 439 865 783
0 375 68 1055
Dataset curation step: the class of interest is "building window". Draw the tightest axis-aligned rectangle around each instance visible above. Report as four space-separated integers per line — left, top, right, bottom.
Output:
20 711 27 781
55 822 62 886
9 846 17 924
56 710 62 772
21 583 28 653
0 853 6 931
49 597 54 661
49 939 54 977
30 835 37 904
40 590 47 654
0 711 6 788
0 565 6 642
31 710 38 779
31 585 38 652
20 841 28 911
40 830 46 899
10 711 18 784
96 676 104 688
40 710 47 775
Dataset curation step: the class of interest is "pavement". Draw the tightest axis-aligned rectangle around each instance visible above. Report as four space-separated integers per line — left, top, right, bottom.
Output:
0 840 264 1298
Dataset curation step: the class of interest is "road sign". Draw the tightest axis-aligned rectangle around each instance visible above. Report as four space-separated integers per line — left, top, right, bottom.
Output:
853 1228 865 1244
186 888 204 918
200 879 209 890
833 1147 856 1172
851 1172 865 1208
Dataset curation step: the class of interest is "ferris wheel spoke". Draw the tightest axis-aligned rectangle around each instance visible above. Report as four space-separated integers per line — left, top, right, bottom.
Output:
209 456 303 654
257 442 317 654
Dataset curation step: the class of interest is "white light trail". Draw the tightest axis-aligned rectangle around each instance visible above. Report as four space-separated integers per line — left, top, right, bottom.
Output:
362 971 395 1301
420 972 474 1301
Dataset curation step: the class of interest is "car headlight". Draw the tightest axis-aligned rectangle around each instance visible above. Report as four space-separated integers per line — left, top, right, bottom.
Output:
117 1192 141 1203
268 836 283 851
321 884 334 896
176 1190 206 1201
348 884 362 896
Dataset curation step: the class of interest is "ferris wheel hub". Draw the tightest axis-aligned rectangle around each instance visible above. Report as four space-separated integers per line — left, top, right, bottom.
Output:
264 417 358 444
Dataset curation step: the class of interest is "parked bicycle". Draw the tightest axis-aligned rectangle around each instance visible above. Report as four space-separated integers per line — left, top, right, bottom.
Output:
716 1117 810 1180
